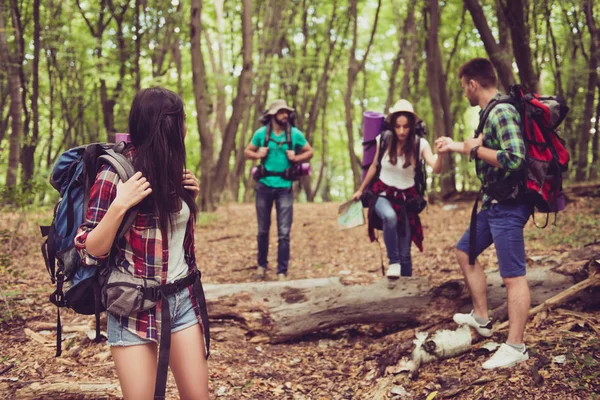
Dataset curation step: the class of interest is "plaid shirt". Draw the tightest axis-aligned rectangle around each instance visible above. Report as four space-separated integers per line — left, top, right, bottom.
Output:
74 148 204 343
476 94 526 208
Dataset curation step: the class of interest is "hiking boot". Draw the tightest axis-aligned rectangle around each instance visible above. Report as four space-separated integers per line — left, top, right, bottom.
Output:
385 263 401 279
482 343 529 370
256 267 267 279
453 311 493 338
277 273 288 281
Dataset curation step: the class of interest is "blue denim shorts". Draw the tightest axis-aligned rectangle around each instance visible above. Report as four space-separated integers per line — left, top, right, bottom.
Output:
107 287 199 346
456 203 533 278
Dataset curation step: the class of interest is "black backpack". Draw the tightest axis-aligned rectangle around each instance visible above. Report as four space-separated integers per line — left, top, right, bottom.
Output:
40 142 137 356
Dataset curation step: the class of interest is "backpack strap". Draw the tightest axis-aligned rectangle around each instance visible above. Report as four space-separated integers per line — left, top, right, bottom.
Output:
99 150 139 240
474 95 515 137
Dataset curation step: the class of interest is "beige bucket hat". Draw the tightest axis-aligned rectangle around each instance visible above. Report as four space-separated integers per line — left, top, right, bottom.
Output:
266 99 294 115
386 99 420 123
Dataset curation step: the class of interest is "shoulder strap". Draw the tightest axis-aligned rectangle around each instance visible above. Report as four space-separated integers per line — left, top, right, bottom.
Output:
98 150 138 240
475 96 514 137
286 125 293 150
377 130 392 164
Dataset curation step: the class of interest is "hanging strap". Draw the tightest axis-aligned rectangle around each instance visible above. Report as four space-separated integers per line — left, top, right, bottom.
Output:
468 191 482 265
154 293 172 400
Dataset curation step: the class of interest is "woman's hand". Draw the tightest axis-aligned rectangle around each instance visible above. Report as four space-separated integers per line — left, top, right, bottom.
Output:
113 172 152 210
351 190 363 201
183 169 200 198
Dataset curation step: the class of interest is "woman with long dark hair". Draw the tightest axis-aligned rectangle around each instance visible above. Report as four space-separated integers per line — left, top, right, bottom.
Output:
75 87 209 399
352 100 443 278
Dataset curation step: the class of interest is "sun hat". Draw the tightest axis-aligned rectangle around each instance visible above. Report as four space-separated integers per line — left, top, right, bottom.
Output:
386 99 420 123
266 99 294 115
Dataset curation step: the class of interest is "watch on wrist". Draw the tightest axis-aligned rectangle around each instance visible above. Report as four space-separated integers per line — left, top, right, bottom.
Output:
470 145 480 161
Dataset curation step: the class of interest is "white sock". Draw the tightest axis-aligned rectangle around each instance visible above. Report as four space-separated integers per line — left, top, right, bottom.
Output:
506 341 526 353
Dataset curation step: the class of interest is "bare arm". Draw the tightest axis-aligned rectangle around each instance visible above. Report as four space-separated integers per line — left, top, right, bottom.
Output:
290 142 314 162
351 143 380 201
85 172 152 257
421 142 443 174
245 142 268 160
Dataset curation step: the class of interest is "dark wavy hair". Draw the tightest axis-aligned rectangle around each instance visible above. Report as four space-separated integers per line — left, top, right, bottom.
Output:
128 87 197 235
387 112 417 168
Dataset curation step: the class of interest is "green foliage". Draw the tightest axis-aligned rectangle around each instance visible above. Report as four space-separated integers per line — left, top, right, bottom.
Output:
0 0 598 203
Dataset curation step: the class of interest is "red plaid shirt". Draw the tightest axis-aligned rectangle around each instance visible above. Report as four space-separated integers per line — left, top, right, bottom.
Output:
74 148 204 342
368 179 424 252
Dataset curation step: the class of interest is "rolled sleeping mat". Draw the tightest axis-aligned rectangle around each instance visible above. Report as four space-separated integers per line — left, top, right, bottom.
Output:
361 111 384 181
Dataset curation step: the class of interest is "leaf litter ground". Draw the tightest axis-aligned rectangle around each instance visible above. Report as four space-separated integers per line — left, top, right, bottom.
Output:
0 196 599 399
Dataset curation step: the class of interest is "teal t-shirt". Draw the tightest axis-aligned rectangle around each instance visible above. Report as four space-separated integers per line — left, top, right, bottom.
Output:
251 125 308 188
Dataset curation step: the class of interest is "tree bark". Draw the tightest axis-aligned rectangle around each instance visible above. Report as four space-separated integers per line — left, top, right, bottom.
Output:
590 83 600 180
204 265 580 343
500 0 538 92
385 2 416 113
211 0 254 200
191 0 215 211
425 0 456 197
344 0 381 191
463 0 515 93
0 0 22 188
21 0 41 186
577 0 599 182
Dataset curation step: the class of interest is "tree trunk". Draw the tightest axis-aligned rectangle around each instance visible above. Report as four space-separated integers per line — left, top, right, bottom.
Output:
191 0 215 211
211 0 254 201
204 265 581 343
21 0 41 186
590 83 600 180
577 0 599 182
133 0 142 92
500 0 538 92
385 3 416 112
425 0 456 197
345 0 381 191
463 0 515 93
0 2 22 188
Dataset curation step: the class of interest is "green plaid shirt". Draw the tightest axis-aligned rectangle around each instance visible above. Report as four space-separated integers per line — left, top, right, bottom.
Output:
476 94 526 208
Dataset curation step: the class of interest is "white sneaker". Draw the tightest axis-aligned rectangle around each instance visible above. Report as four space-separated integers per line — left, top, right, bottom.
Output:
386 263 401 278
453 311 493 338
482 343 529 370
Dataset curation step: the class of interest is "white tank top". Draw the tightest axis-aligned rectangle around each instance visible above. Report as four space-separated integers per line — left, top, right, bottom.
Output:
378 137 430 190
167 200 190 283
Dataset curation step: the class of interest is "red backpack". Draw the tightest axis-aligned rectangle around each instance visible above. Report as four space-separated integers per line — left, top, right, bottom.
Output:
476 84 570 221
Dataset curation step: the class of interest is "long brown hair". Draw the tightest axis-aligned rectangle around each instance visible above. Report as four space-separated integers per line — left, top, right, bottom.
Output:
128 87 197 235
387 112 417 168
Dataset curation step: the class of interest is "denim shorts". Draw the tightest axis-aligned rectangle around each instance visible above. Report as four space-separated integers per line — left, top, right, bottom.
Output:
456 202 533 278
107 287 199 346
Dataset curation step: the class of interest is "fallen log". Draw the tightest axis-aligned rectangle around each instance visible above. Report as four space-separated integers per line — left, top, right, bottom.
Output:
7 381 121 399
204 265 579 343
496 261 600 332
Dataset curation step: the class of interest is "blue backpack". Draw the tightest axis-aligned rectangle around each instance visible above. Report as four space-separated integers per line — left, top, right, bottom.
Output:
40 142 136 356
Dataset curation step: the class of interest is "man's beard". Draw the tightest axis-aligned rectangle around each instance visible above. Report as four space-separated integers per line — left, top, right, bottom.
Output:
274 116 288 127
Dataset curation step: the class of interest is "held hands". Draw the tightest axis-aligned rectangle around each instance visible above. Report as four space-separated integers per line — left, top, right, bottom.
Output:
114 172 152 211
435 137 454 153
183 169 200 198
257 147 269 159
286 150 297 162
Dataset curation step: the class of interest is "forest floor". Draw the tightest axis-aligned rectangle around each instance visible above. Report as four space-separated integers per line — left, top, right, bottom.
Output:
0 192 599 399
